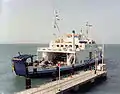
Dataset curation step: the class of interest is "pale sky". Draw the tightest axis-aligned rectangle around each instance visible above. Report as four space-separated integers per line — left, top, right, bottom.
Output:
0 0 120 44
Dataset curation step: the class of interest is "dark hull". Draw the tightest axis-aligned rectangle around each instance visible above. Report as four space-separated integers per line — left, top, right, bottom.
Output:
13 58 102 78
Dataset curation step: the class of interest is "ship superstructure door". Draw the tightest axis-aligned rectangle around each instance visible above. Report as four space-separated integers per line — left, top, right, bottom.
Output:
89 52 92 59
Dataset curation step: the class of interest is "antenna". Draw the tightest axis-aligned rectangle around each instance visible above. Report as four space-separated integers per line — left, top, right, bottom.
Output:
54 10 61 33
80 28 82 34
86 22 92 38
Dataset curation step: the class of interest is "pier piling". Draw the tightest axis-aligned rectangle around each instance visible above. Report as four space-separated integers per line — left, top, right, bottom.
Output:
25 77 31 89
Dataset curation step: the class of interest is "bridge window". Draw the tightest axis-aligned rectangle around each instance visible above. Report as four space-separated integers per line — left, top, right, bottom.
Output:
89 42 91 44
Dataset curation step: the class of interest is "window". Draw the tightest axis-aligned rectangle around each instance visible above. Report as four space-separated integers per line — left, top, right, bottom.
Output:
80 45 82 47
61 45 63 47
57 45 59 47
65 45 67 47
92 41 95 44
75 45 79 48
79 41 87 44
89 42 91 44
69 45 72 47
26 58 31 63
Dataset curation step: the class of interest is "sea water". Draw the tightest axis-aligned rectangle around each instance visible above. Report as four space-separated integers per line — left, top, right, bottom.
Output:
0 44 120 94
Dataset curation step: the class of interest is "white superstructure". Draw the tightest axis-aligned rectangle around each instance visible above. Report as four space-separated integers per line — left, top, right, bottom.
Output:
37 28 103 67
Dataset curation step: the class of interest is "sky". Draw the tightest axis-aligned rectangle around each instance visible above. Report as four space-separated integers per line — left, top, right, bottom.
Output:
0 0 120 44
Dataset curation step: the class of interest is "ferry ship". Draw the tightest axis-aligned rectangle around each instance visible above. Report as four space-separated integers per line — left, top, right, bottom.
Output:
12 11 104 78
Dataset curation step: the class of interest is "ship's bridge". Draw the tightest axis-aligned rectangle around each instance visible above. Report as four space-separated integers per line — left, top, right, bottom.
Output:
48 33 86 50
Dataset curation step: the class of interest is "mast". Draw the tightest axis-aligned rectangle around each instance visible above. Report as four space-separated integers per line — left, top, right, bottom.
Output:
54 10 62 47
54 10 61 34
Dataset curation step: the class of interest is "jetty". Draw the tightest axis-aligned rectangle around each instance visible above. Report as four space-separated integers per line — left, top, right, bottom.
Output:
16 64 107 94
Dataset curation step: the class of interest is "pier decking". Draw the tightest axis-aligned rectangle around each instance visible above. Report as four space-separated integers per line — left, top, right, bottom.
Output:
16 69 107 94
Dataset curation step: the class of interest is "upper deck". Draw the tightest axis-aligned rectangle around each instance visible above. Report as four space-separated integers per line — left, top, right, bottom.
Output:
37 44 102 53
37 29 101 54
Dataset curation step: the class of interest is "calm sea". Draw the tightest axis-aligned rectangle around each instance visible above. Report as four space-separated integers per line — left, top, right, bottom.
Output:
0 44 120 94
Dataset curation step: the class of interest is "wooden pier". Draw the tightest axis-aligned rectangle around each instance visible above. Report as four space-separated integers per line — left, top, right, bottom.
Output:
16 69 107 94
